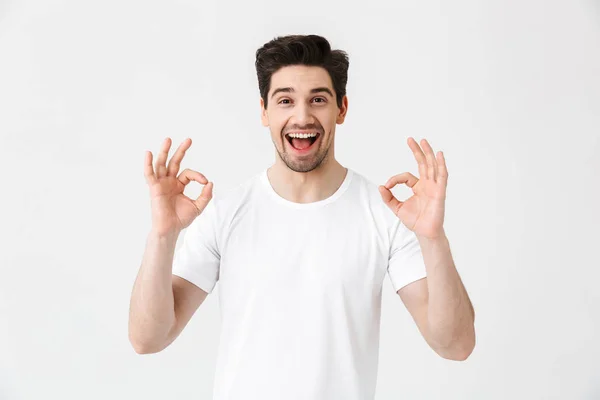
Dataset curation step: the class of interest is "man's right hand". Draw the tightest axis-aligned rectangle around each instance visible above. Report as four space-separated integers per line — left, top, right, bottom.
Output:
144 137 213 236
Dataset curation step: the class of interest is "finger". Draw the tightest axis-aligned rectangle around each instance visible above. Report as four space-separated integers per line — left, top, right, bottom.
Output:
420 138 438 182
384 172 419 190
193 181 214 214
378 185 403 215
436 151 448 186
407 137 428 180
177 168 209 187
167 138 192 177
144 151 157 185
155 137 172 178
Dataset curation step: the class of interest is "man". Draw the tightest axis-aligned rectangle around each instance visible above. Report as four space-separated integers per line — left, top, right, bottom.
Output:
129 34 475 400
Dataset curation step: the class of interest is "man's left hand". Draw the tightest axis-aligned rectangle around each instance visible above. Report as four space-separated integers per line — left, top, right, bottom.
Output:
378 137 448 240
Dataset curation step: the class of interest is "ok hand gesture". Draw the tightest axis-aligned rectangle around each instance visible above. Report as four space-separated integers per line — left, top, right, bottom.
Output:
144 138 213 236
378 137 448 240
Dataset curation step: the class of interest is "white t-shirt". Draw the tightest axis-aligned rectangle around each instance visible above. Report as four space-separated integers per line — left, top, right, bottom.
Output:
172 167 427 400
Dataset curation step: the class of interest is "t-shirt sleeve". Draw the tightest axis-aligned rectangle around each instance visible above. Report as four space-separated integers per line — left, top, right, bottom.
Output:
171 200 221 294
387 218 427 292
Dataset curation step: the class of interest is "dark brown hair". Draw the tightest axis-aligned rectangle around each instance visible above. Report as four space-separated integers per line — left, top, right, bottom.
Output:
255 34 349 109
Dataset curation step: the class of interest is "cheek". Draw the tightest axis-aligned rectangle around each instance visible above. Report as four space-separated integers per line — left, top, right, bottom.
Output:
269 120 287 141
273 117 291 134
316 109 336 125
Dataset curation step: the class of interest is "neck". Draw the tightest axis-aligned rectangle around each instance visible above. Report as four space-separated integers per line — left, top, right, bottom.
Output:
267 159 347 204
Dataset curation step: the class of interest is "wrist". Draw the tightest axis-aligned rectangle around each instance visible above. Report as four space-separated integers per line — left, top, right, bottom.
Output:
148 228 180 243
417 229 448 247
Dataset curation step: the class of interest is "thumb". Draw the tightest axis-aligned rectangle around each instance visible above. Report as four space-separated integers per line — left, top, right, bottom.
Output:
193 181 214 213
378 185 403 214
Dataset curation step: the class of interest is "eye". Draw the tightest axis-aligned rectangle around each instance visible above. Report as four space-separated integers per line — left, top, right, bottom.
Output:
312 97 326 103
278 98 291 105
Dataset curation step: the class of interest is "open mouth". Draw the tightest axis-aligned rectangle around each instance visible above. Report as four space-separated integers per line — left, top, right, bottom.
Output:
285 132 321 152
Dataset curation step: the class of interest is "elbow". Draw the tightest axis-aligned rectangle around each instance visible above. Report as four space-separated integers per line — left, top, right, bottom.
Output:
434 327 476 361
443 342 475 361
128 317 178 354
448 335 476 361
128 330 165 355
130 341 153 355
130 337 164 355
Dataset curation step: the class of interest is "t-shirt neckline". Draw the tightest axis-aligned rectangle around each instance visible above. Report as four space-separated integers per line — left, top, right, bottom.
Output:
260 167 354 209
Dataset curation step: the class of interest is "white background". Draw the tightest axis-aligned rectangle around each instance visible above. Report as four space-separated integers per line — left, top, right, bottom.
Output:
1 0 599 399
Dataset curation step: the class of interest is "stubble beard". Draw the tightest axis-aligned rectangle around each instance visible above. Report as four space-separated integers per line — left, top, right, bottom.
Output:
276 132 331 173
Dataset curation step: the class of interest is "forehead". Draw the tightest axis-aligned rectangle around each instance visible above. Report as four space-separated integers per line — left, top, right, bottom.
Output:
269 65 333 95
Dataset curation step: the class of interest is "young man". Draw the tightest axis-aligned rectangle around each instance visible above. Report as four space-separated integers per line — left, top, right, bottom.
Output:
129 34 475 400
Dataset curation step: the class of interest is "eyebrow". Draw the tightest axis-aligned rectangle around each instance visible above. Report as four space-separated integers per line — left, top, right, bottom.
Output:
270 87 334 99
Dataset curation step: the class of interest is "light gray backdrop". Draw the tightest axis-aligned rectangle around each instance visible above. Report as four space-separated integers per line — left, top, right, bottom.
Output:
1 0 598 399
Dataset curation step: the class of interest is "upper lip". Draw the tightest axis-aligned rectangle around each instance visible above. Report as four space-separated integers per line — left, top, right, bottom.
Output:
285 131 321 136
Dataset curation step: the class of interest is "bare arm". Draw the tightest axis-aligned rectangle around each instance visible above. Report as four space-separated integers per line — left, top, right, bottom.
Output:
128 229 209 354
398 234 475 361
129 228 208 354
380 137 474 361
129 137 213 354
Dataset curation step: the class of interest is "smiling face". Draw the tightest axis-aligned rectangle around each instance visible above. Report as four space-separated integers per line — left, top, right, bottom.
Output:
261 65 348 173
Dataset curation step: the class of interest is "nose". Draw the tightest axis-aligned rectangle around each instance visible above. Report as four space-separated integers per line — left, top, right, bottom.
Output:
291 102 314 126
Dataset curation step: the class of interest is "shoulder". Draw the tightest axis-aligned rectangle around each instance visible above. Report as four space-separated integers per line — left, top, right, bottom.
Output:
347 168 399 232
206 170 264 224
348 169 392 213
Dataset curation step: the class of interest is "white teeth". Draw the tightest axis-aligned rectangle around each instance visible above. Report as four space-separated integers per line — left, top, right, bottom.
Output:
287 132 318 139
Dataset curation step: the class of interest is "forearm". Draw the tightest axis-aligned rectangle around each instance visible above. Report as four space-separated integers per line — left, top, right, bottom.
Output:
418 231 475 359
128 229 180 353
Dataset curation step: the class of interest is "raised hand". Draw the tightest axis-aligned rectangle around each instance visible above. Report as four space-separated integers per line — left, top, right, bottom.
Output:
144 137 213 236
378 137 448 240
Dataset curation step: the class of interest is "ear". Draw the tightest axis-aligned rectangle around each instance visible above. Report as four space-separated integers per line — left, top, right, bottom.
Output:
260 98 269 127
336 95 349 124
